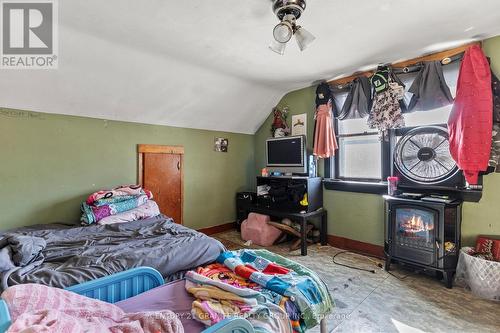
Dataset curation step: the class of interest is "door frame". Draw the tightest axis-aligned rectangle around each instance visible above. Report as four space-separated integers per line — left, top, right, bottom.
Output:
137 144 184 224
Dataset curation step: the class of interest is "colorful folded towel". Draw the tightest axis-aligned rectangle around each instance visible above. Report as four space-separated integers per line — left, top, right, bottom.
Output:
93 194 144 207
81 193 150 225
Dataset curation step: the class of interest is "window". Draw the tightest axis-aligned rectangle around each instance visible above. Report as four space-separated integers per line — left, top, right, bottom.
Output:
325 61 460 193
337 134 382 179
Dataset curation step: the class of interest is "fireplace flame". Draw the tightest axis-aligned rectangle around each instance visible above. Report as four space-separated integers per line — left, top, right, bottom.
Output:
401 215 432 233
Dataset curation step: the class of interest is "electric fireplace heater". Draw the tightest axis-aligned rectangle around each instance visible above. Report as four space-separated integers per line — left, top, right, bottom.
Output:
384 195 462 288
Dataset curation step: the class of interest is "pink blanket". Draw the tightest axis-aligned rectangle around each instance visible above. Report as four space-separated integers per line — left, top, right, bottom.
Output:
2 284 184 333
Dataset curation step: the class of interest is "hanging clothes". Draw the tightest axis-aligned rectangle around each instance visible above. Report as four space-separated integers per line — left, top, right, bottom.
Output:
367 80 405 134
370 65 408 113
338 76 372 120
407 61 454 111
315 82 332 107
448 45 492 185
390 70 408 113
493 71 500 123
313 100 338 158
488 124 500 173
313 82 338 158
488 71 500 172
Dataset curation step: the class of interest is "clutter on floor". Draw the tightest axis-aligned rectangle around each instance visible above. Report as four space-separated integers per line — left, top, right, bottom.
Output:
455 247 500 301
269 221 313 251
240 213 321 252
241 213 282 247
214 230 500 332
454 235 500 302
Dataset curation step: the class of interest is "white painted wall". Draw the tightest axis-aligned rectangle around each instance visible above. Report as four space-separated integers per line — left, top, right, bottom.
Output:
1 0 500 133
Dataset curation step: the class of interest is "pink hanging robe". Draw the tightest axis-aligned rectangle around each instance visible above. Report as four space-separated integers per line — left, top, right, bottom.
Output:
313 99 338 158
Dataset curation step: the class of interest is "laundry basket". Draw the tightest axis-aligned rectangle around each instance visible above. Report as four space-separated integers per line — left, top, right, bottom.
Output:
455 247 500 301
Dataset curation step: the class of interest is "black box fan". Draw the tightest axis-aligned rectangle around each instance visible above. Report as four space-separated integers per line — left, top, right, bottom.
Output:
392 126 464 189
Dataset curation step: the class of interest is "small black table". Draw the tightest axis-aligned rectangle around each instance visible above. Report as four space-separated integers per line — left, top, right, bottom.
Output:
246 206 328 256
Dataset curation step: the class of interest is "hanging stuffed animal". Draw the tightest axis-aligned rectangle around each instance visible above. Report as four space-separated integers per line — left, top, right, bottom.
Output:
271 106 290 137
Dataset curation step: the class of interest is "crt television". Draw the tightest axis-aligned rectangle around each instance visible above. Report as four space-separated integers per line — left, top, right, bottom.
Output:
266 135 307 174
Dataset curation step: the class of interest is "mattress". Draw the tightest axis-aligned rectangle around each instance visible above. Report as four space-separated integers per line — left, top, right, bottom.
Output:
116 280 205 333
0 215 225 290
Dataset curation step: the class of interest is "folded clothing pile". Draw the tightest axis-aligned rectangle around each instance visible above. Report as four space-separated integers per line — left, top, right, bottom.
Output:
185 249 334 333
81 185 160 225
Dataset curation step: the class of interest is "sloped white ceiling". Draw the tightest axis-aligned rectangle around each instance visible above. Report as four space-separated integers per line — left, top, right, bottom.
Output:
1 0 500 134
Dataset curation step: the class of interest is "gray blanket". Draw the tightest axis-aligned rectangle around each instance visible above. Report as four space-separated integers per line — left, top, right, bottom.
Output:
0 215 225 291
0 235 47 289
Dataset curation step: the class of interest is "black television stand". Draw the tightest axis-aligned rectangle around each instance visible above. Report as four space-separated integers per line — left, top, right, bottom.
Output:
256 176 322 212
251 176 326 255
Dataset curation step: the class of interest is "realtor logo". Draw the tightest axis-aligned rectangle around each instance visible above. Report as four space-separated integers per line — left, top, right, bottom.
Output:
1 0 58 68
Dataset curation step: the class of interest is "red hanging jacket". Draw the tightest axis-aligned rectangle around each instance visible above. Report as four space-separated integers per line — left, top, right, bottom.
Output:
448 45 492 184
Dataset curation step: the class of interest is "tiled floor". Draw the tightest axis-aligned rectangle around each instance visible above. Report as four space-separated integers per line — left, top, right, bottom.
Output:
213 230 500 333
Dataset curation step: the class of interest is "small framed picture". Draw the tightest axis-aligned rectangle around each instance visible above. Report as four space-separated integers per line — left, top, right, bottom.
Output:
214 137 228 152
292 113 307 136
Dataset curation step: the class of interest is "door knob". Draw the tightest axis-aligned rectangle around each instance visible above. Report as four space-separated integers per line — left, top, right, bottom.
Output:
177 161 180 170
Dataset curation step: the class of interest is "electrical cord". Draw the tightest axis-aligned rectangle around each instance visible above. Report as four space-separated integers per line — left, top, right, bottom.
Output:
332 250 377 274
332 250 419 280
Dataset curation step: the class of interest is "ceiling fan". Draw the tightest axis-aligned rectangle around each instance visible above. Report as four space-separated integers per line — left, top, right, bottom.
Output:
269 0 315 55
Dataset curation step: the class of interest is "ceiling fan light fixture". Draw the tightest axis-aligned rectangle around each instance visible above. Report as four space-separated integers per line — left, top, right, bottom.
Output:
269 40 287 55
295 26 315 51
273 20 294 43
273 0 307 20
269 0 314 54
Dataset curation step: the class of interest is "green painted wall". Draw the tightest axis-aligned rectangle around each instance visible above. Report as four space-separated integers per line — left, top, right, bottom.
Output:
0 109 254 230
484 36 500 74
254 36 500 246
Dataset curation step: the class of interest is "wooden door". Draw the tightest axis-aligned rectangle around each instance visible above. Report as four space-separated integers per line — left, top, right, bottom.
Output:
138 145 183 224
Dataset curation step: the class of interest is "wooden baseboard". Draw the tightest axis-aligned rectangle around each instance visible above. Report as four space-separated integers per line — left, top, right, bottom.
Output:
327 235 384 258
198 222 384 258
197 222 236 235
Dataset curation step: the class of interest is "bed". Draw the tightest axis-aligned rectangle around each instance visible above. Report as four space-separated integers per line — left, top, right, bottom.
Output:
0 266 255 333
0 265 328 333
0 215 225 291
